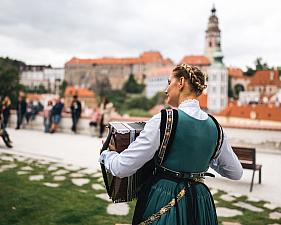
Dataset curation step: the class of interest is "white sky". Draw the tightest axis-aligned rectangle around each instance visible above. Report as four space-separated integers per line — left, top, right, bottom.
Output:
0 0 280 70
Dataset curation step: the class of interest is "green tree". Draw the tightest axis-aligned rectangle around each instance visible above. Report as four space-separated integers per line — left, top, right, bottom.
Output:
102 90 127 113
0 57 26 106
227 77 234 98
59 80 68 97
245 66 255 76
255 57 269 70
123 74 145 94
125 95 151 110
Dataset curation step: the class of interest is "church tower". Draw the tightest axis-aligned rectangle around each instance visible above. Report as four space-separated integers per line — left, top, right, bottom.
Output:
204 6 222 63
206 6 228 112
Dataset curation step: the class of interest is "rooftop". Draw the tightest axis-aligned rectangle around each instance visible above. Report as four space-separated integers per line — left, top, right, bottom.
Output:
65 51 173 66
180 55 211 66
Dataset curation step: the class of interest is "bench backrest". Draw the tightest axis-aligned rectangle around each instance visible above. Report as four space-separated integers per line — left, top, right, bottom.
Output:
232 146 256 168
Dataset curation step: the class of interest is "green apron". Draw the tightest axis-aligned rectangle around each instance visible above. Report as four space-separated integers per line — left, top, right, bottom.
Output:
133 110 218 225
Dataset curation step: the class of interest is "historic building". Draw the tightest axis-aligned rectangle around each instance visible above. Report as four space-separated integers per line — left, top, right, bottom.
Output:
64 51 173 93
20 65 64 94
145 66 173 98
145 6 229 113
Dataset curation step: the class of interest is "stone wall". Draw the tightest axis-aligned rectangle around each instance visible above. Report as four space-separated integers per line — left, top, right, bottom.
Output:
6 112 281 151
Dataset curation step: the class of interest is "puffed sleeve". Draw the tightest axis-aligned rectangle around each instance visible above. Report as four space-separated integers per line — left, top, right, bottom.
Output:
99 113 161 178
210 132 243 180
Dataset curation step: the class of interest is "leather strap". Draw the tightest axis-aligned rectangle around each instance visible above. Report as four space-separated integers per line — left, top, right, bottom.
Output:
208 114 224 160
156 165 215 180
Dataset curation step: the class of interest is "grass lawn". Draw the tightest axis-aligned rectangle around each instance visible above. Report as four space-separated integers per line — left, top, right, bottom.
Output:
0 152 281 225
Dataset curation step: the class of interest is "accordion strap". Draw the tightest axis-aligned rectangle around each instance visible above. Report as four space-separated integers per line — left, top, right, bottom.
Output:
100 125 113 195
157 108 178 165
208 114 224 161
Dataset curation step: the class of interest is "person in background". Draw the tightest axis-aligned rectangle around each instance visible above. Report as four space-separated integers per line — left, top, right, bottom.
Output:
49 98 64 134
25 99 33 123
1 96 11 128
70 95 82 133
89 106 100 137
99 97 113 138
43 100 53 133
15 94 27 130
0 96 12 147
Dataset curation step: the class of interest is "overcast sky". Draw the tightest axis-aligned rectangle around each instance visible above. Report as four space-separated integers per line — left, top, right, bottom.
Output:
0 0 280 69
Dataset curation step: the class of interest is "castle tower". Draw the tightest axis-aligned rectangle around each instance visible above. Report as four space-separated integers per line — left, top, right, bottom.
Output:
204 6 222 63
207 51 228 112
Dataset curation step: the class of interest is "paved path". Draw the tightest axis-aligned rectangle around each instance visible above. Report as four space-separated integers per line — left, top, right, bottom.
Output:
1 128 281 207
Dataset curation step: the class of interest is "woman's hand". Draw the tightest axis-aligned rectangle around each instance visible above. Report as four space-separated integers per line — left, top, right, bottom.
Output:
108 143 116 151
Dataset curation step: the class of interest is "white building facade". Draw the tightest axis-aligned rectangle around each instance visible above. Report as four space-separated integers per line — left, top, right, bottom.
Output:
207 52 228 112
145 67 173 98
20 66 64 94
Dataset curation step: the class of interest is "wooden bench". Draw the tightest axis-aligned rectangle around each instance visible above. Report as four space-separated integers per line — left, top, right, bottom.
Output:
232 146 262 192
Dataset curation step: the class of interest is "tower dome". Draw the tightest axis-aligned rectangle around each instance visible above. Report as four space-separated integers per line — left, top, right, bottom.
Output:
204 5 222 63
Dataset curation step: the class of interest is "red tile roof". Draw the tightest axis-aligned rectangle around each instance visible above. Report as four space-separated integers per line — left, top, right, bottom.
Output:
162 58 174 65
219 103 281 122
249 70 281 86
180 55 211 66
65 51 172 66
147 66 174 77
228 67 244 78
64 86 95 97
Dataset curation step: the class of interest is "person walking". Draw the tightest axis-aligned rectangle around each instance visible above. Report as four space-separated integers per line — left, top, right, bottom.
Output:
99 97 113 138
70 95 82 133
15 95 27 130
100 64 243 225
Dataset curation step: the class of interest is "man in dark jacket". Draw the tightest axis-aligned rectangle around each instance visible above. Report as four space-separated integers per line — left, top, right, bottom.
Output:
16 95 27 129
70 95 82 133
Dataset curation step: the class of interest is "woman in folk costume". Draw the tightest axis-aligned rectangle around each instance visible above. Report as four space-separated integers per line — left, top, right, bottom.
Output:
100 64 243 225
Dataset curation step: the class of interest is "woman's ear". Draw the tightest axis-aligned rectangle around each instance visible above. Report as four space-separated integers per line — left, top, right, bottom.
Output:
179 77 185 90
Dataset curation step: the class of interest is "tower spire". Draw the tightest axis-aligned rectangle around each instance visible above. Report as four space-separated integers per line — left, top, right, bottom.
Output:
204 5 222 63
211 4 216 15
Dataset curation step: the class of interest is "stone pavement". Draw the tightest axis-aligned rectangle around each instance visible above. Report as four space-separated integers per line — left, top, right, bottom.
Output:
1 128 281 207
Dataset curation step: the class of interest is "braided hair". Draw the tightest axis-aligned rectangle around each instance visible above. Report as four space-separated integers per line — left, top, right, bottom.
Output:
172 64 207 97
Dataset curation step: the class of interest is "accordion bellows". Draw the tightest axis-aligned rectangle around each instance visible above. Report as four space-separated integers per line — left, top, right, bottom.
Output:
101 121 154 203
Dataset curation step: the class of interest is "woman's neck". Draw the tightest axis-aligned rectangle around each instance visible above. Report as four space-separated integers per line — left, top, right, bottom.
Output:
178 94 197 106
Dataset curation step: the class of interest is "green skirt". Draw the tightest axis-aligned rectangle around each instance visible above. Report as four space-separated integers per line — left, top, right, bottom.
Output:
134 178 218 225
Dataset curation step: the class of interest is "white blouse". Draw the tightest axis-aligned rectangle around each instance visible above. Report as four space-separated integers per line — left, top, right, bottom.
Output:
99 99 243 180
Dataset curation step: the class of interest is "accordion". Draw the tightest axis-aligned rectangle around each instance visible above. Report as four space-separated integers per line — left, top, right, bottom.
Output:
100 121 154 203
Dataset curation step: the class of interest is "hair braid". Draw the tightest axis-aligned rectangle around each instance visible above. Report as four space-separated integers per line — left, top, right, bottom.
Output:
172 64 207 96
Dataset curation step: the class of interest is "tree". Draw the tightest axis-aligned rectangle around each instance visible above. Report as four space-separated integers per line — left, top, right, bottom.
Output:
255 57 269 70
0 57 26 107
123 74 145 94
227 78 234 98
245 66 255 76
95 77 111 96
245 57 270 77
59 80 68 97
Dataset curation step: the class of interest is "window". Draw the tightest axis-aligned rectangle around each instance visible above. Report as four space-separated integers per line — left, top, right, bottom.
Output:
221 98 224 106
221 74 225 81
